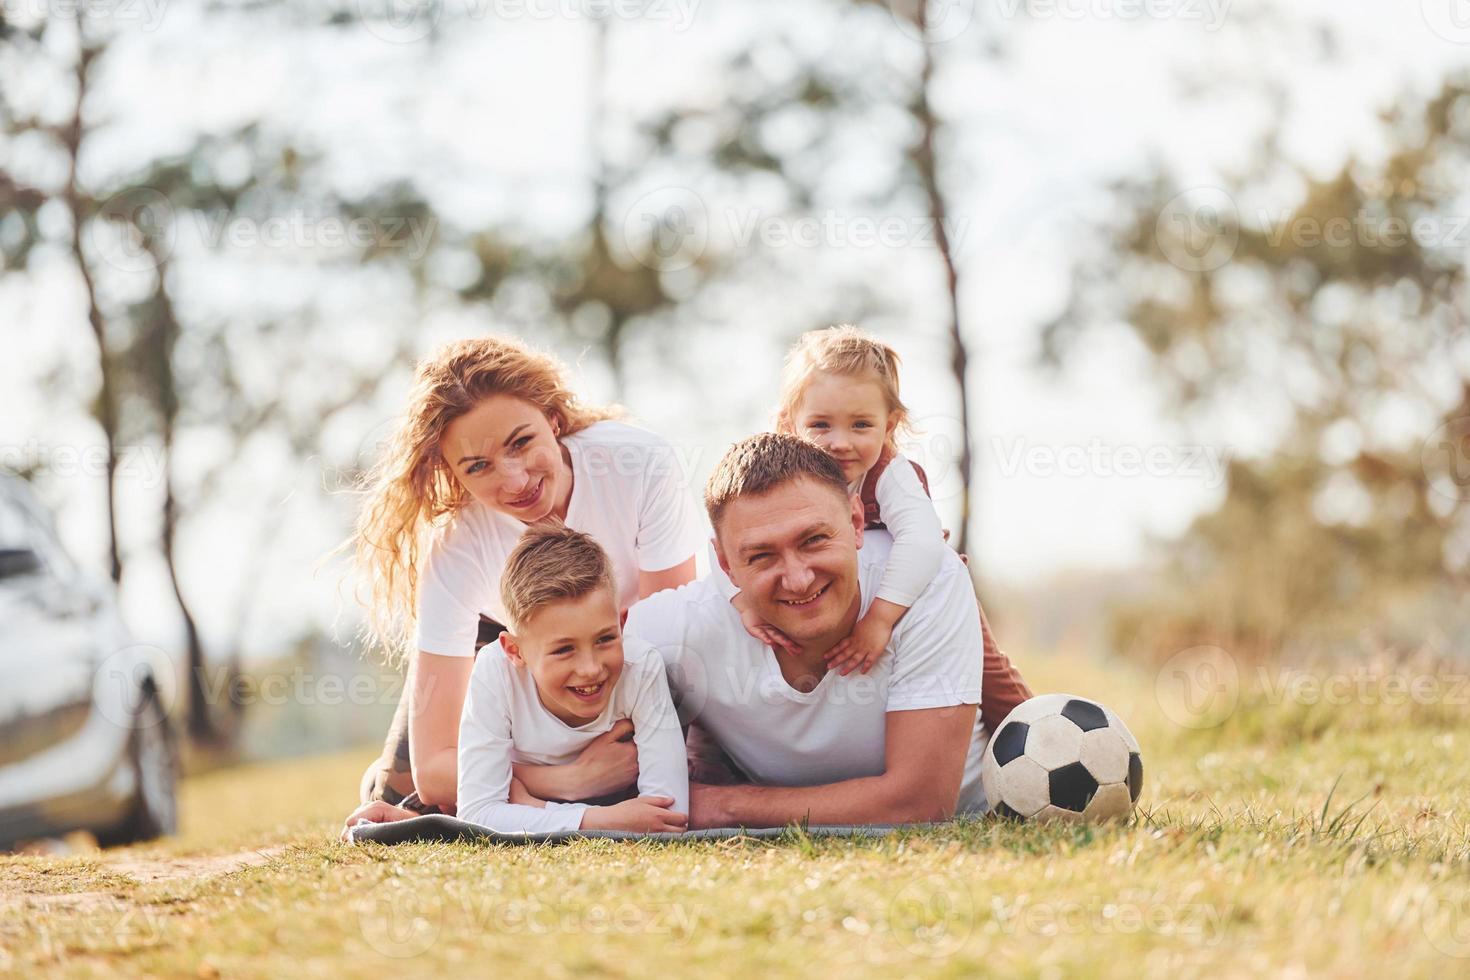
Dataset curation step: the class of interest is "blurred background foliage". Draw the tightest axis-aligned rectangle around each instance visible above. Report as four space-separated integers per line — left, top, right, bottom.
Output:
1 1 1465 759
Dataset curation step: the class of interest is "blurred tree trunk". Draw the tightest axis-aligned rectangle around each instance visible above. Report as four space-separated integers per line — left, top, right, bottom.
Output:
909 7 974 556
59 31 123 584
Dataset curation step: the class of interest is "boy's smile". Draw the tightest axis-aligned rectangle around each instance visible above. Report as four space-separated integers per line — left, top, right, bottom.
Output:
503 588 625 726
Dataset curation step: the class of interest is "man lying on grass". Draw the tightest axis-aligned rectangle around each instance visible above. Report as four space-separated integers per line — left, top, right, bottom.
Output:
621 432 988 828
345 525 689 837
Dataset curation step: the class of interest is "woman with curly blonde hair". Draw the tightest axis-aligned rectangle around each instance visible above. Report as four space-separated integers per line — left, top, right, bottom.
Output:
352 336 701 813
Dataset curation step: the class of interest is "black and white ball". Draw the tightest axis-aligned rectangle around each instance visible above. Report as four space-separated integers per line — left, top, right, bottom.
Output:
980 694 1143 823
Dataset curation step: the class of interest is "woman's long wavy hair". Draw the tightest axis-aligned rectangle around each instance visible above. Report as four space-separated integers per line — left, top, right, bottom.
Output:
351 336 617 665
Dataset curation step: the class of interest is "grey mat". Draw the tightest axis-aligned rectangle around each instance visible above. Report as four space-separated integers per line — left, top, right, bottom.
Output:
347 813 923 845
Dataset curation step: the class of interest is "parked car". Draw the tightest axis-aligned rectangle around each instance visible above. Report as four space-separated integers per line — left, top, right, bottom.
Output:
0 473 179 847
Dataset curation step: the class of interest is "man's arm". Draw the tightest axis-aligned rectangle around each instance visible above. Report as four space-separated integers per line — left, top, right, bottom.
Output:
689 703 977 829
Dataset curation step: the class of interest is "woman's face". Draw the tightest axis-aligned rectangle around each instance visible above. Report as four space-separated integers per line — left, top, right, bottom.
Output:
441 394 570 522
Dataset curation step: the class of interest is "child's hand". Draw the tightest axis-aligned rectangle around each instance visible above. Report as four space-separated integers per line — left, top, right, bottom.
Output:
583 796 689 833
509 777 545 808
825 610 896 676
339 800 417 841
738 605 802 657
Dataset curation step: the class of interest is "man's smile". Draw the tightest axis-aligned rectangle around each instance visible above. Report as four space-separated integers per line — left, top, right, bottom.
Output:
778 582 830 607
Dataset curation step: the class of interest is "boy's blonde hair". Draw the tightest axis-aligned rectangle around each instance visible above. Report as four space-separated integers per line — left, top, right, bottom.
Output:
349 336 618 664
774 324 911 452
499 524 617 631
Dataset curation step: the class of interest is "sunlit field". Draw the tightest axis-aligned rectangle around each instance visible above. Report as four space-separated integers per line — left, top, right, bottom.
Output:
4 651 1466 979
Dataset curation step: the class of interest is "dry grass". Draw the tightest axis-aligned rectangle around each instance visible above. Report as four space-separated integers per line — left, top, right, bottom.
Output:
2 653 1467 978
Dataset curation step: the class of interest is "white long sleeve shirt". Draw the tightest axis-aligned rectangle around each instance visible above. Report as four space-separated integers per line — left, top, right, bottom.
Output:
456 637 690 833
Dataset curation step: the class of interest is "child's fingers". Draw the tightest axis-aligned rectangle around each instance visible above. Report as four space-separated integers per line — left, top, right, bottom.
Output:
601 718 635 742
639 795 675 808
824 639 850 663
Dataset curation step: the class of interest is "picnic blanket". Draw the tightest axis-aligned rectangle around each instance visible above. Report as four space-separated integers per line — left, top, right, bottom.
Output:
347 813 922 845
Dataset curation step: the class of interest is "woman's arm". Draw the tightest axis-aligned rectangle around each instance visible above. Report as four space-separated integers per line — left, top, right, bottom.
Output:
407 650 475 809
637 556 696 599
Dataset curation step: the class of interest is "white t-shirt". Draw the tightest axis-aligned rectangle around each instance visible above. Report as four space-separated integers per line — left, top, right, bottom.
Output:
456 637 690 833
625 530 990 814
414 421 703 657
710 451 947 609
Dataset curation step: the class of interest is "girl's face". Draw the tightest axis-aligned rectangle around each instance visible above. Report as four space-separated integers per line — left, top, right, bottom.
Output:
441 394 571 523
792 371 897 486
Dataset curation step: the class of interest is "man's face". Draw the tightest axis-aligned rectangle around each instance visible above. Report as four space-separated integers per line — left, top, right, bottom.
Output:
714 476 865 645
503 588 625 726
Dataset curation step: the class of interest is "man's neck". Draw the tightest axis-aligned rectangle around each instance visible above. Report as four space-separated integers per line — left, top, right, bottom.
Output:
772 593 862 693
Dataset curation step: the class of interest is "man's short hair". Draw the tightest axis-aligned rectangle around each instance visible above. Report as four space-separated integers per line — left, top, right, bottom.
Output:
500 524 616 629
704 432 851 531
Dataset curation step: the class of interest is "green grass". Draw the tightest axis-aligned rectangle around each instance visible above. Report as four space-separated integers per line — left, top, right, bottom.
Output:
2 653 1467 978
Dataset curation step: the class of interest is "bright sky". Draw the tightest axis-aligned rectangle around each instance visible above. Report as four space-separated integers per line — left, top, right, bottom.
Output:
2 0 1465 659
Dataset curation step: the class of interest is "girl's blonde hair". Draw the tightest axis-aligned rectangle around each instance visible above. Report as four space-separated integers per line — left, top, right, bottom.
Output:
351 336 617 664
774 324 911 452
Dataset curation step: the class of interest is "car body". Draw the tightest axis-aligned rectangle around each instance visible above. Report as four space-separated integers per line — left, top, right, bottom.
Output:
0 473 179 847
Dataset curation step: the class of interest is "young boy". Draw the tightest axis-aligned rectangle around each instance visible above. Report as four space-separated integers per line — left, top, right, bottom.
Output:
453 524 689 833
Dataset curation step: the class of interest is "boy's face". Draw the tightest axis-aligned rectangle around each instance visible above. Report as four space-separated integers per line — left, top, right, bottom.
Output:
502 588 625 726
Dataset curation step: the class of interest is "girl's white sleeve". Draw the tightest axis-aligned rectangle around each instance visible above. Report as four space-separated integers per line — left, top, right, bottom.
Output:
872 455 948 608
456 659 589 834
627 652 691 817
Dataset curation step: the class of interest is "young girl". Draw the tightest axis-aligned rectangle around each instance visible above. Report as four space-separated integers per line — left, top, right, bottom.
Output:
736 324 1032 731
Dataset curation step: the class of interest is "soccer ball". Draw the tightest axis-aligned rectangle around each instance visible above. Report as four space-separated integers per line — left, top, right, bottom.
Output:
980 693 1143 823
